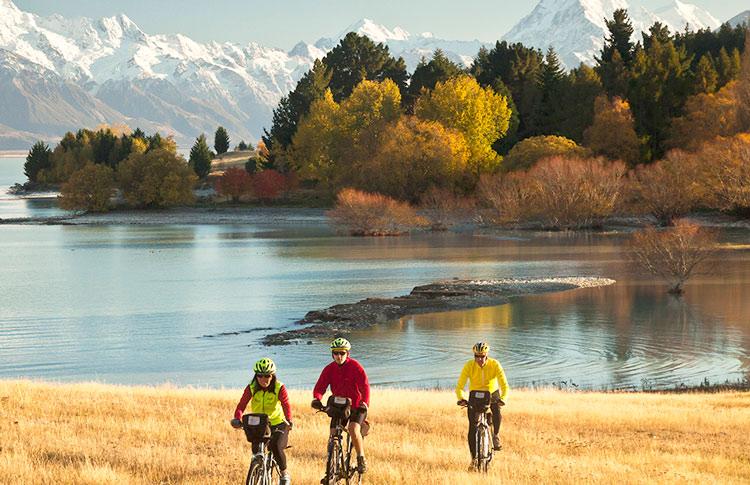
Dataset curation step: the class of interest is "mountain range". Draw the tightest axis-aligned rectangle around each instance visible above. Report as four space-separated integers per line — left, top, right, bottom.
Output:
0 0 740 149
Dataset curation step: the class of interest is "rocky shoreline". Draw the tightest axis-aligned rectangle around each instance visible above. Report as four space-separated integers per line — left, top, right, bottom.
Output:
261 277 616 345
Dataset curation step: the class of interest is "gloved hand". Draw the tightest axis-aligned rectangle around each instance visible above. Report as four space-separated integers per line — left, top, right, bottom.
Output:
499 399 506 406
287 421 294 430
230 418 242 429
457 399 469 406
311 399 323 410
357 402 368 413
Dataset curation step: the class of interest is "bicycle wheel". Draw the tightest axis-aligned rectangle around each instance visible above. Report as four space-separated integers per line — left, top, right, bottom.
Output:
476 425 490 473
245 460 264 485
344 438 362 485
269 457 281 485
326 438 344 484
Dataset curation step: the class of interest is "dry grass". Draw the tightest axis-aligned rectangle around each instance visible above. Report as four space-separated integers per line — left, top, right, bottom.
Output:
1 380 748 485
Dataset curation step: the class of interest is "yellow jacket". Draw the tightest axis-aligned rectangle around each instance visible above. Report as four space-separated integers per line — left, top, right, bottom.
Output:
455 357 509 402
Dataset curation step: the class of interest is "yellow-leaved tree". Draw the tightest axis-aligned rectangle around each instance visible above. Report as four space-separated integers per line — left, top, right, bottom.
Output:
503 135 588 172
365 117 470 201
584 96 641 166
415 75 510 176
292 79 403 190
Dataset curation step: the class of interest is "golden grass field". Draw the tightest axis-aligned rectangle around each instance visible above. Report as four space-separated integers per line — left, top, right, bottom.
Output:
1 380 748 485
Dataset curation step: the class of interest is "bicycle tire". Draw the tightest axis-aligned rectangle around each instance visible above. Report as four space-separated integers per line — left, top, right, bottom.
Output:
344 437 362 485
476 422 491 473
269 457 281 485
326 438 344 484
246 460 264 485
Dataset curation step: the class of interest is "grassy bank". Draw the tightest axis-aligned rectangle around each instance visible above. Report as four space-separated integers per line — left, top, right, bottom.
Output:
1 380 748 484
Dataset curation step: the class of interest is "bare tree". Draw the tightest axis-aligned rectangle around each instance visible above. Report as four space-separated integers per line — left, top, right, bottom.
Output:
628 220 718 294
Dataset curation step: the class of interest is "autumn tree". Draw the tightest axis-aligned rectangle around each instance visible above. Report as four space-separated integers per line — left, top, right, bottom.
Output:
214 126 230 155
667 82 740 151
502 135 588 172
189 134 213 178
24 141 52 183
629 220 717 294
215 167 253 202
117 149 197 208
59 164 115 212
364 117 470 201
415 75 510 175
584 96 640 166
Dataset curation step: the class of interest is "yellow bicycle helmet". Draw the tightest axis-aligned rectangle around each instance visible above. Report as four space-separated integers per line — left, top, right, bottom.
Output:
253 358 276 375
330 337 352 352
472 341 489 356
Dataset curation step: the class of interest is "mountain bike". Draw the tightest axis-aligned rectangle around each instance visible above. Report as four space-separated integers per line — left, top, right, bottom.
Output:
236 413 281 485
459 390 494 473
316 396 363 485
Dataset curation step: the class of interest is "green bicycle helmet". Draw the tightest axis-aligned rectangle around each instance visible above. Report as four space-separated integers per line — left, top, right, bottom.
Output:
253 357 276 375
330 337 352 352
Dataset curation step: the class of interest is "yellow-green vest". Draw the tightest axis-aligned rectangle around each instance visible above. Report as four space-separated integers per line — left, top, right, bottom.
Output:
249 380 285 425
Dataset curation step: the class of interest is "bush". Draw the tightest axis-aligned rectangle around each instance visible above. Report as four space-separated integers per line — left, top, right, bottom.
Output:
252 169 287 201
478 156 626 229
628 220 717 294
624 150 708 225
419 187 474 231
698 134 750 214
215 167 253 202
59 164 115 212
328 188 426 236
118 149 197 208
503 135 589 172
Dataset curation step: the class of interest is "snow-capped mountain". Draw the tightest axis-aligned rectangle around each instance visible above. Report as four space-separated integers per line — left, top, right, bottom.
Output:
726 10 750 28
0 0 728 149
0 1 488 149
503 0 721 68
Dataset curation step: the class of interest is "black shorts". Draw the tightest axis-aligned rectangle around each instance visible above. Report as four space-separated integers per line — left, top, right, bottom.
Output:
333 407 367 428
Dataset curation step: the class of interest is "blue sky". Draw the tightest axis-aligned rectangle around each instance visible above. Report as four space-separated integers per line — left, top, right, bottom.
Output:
13 0 748 50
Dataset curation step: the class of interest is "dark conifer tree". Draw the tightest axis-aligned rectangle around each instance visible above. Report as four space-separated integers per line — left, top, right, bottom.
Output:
24 141 52 182
189 134 213 178
214 126 230 155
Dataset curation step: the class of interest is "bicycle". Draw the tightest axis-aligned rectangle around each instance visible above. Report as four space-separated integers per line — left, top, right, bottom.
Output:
459 390 494 473
235 413 281 485
315 396 364 485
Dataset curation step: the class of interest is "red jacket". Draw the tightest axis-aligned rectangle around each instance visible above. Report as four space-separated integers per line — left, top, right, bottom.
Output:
313 357 370 409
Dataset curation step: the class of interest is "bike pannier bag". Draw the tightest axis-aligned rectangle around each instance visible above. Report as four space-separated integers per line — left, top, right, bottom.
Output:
242 413 271 442
469 390 491 409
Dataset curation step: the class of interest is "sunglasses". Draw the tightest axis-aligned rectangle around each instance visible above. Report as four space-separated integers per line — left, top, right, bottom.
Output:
474 354 488 359
332 351 347 356
256 374 272 378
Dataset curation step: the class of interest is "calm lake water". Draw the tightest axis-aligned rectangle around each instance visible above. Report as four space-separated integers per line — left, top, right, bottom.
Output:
1 156 749 391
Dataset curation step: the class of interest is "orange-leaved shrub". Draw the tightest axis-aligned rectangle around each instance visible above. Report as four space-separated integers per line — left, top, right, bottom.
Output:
419 187 475 231
252 169 288 202
59 163 115 212
215 167 253 202
697 134 750 214
479 156 626 229
628 220 717 294
624 149 708 226
328 188 426 236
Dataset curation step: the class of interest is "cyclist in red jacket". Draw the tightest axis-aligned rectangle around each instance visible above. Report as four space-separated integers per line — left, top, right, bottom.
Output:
311 337 370 474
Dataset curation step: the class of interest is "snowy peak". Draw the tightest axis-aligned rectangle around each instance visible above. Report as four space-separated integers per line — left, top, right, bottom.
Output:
340 18 411 43
726 10 750 28
503 0 721 68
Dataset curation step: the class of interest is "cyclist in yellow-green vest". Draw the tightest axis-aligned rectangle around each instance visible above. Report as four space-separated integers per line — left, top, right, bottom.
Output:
455 341 509 460
231 358 293 485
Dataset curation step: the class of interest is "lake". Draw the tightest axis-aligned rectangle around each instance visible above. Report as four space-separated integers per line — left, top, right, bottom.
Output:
1 156 749 391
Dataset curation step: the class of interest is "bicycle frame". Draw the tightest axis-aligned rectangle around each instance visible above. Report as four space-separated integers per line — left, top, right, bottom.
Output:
319 405 361 485
246 439 279 485
472 406 493 473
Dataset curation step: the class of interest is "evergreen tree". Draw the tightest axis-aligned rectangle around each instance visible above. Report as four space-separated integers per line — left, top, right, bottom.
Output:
560 64 604 142
214 126 230 155
642 22 671 50
596 9 635 98
694 54 718 93
405 49 463 112
322 32 409 102
237 140 248 151
262 59 331 153
537 47 568 135
24 141 52 182
717 47 742 86
469 41 544 139
189 134 212 178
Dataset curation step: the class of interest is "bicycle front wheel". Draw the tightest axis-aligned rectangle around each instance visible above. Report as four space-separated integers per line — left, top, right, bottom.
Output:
245 460 264 485
326 439 344 484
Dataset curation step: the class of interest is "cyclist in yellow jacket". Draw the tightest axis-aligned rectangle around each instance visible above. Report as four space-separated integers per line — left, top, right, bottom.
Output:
455 341 509 458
